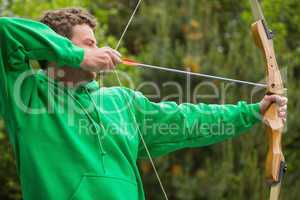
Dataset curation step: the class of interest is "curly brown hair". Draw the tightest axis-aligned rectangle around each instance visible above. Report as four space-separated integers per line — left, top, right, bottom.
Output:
38 8 97 69
39 7 97 39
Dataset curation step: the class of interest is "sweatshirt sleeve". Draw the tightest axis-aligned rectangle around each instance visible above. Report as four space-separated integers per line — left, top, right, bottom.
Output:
127 89 262 159
0 17 84 126
0 17 84 69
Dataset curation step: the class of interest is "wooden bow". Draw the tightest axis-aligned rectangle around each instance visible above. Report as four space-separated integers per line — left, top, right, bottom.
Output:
250 0 287 199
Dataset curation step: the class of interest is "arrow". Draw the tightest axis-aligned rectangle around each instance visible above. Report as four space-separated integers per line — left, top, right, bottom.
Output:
122 58 267 88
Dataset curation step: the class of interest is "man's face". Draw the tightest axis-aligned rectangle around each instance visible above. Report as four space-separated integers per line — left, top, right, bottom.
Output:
71 24 97 49
67 24 97 80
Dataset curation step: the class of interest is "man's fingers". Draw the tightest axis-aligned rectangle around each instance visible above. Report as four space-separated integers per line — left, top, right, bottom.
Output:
279 105 287 112
265 94 279 103
103 46 122 58
81 46 122 72
112 49 122 57
109 54 121 66
104 49 122 66
280 97 288 106
264 95 288 121
112 54 122 65
102 55 114 71
101 49 121 68
278 111 286 118
266 95 287 106
260 95 288 118
108 56 115 70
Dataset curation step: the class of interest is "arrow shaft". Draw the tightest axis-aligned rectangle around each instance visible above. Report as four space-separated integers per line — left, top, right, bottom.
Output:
124 61 267 88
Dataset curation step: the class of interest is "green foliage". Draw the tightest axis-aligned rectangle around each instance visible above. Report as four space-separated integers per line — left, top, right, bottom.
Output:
0 119 22 200
0 0 299 199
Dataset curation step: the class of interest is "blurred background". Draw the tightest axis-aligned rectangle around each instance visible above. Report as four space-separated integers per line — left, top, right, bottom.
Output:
0 0 299 199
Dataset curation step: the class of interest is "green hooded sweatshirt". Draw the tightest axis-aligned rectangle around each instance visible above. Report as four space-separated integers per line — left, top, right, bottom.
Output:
0 17 261 200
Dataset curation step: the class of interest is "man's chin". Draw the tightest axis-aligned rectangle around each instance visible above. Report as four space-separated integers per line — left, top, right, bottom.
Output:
50 66 97 83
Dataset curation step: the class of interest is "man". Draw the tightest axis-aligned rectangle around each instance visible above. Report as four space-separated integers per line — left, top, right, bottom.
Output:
0 8 287 200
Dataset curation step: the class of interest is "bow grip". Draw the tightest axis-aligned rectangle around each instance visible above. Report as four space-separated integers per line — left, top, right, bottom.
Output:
264 103 286 184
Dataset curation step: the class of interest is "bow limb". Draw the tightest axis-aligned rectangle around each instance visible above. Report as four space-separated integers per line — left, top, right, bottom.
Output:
251 7 287 200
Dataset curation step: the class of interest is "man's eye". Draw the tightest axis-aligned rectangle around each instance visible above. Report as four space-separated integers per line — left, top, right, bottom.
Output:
85 43 93 47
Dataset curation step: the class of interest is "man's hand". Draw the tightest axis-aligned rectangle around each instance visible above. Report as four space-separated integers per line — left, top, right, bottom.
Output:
80 47 122 72
260 95 288 123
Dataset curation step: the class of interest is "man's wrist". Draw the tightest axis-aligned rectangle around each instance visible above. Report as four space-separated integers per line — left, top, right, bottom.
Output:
249 103 263 123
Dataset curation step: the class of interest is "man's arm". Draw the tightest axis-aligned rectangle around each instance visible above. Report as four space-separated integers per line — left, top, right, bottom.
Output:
0 17 86 117
123 89 262 158
0 17 84 69
130 89 288 159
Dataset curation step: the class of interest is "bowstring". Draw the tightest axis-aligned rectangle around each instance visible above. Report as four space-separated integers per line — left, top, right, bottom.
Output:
113 0 169 199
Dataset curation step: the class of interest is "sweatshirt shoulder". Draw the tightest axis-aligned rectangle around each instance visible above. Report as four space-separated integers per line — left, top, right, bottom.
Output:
0 17 30 25
0 17 13 29
0 17 49 29
0 17 15 23
99 86 135 96
99 87 146 102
